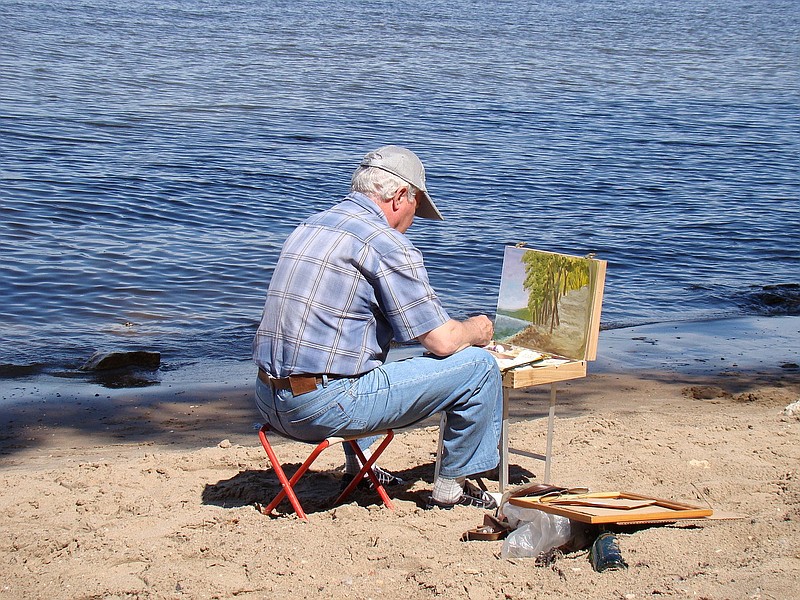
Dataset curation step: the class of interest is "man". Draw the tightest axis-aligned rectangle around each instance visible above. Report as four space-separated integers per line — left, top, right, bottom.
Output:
253 145 502 508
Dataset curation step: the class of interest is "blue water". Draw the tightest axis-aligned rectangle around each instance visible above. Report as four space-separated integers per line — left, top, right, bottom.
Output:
1 0 799 374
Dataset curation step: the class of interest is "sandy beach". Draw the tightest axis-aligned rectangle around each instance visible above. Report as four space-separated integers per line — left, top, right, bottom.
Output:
1 316 799 599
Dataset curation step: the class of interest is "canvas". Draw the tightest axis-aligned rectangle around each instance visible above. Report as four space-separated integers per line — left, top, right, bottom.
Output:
491 246 607 364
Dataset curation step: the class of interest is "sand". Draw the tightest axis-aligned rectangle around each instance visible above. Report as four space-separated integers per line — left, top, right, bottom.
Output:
1 316 799 599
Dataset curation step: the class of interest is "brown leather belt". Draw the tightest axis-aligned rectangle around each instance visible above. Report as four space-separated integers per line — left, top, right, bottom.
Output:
258 369 344 397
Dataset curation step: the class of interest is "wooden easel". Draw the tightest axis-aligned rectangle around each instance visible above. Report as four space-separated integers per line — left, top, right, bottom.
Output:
434 247 607 493
499 360 589 491
497 251 606 491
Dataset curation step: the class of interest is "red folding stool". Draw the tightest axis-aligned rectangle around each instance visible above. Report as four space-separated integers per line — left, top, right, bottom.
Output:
257 423 396 520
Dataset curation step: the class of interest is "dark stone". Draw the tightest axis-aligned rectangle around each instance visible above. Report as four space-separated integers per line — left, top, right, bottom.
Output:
741 283 800 316
81 350 161 371
0 363 46 378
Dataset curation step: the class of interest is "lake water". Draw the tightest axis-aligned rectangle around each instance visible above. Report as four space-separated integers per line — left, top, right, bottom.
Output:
1 0 798 376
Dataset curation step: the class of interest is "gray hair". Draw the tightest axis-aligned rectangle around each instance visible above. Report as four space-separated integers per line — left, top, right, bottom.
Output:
351 166 417 202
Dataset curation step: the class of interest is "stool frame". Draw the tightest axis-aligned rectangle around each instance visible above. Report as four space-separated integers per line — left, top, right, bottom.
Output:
257 424 395 520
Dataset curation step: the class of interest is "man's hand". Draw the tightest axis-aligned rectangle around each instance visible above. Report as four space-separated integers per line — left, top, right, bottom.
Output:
464 315 494 347
417 315 495 357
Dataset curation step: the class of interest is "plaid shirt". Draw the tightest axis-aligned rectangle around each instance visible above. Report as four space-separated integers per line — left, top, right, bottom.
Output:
253 192 449 378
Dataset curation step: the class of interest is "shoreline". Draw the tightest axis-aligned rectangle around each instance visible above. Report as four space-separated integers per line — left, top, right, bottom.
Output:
3 313 797 400
2 314 798 465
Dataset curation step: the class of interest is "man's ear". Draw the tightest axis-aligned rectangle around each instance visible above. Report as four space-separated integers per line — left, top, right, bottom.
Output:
390 186 408 211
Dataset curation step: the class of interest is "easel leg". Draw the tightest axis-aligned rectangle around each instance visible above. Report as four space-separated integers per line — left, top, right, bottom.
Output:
544 383 557 484
499 387 510 492
434 412 445 481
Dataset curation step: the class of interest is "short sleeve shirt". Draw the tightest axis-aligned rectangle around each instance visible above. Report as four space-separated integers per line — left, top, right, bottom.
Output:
253 192 450 377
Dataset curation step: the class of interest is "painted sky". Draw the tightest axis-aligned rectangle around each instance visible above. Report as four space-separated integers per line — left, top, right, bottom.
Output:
496 248 529 312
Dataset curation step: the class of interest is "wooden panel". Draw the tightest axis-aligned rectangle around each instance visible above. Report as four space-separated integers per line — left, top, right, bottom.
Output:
503 360 587 388
509 491 713 524
584 259 607 361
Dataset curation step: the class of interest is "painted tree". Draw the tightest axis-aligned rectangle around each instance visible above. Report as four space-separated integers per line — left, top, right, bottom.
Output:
521 250 590 333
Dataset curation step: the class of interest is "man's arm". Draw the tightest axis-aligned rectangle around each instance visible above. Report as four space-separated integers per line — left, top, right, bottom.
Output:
416 315 494 357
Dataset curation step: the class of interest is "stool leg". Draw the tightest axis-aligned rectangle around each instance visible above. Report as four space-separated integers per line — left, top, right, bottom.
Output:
335 431 395 510
259 425 330 519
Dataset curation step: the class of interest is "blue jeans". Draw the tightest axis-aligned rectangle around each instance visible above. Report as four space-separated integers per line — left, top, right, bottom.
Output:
255 346 503 479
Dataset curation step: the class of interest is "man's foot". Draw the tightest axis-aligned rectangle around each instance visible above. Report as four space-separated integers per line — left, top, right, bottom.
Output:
424 481 498 510
341 466 405 490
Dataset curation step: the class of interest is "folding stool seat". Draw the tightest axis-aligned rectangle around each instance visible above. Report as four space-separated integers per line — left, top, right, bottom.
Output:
257 423 395 520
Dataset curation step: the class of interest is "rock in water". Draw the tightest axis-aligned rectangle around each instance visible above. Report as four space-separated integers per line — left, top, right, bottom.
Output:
81 350 161 371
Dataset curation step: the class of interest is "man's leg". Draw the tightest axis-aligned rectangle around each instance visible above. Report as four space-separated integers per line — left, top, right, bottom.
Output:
338 346 503 484
341 435 405 487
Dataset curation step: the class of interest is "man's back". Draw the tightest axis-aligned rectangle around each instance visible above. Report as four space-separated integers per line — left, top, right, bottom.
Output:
253 191 447 378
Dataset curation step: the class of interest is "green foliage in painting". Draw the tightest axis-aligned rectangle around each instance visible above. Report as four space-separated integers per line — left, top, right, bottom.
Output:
522 251 590 333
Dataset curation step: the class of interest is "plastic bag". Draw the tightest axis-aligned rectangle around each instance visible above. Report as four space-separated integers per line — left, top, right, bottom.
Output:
500 504 572 559
501 502 546 528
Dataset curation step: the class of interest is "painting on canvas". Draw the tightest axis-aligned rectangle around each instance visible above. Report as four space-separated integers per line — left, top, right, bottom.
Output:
493 246 606 361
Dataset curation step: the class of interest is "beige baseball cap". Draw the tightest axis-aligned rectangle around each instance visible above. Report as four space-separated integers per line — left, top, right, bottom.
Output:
359 145 444 220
